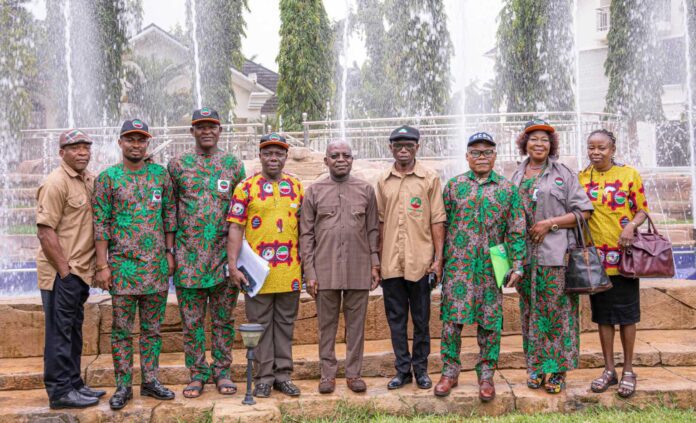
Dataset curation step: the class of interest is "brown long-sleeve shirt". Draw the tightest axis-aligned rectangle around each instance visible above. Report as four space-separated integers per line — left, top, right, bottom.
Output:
300 175 380 290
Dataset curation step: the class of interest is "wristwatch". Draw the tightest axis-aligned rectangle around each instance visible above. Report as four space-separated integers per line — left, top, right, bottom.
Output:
550 223 559 232
166 247 176 255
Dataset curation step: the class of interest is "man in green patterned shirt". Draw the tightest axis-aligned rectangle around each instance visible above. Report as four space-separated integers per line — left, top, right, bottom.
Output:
168 108 246 398
93 119 177 410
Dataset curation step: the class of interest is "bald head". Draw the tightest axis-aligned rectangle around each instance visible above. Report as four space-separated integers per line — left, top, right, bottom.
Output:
324 141 353 181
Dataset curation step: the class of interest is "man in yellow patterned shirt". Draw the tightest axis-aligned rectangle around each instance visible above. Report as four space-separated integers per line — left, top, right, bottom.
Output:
227 133 304 398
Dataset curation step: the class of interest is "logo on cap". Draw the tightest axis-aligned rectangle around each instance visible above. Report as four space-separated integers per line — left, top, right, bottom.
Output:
398 128 408 134
201 108 211 116
270 133 281 141
133 120 144 129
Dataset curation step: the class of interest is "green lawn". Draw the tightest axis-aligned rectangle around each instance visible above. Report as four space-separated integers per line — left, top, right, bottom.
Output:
282 403 696 423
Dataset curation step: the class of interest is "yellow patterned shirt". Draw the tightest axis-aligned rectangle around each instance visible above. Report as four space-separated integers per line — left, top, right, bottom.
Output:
578 165 649 275
227 172 304 294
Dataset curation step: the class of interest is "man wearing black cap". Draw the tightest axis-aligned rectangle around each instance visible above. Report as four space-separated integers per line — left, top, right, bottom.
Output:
93 119 177 409
167 108 246 398
36 129 104 409
227 133 304 398
376 125 446 390
434 132 525 401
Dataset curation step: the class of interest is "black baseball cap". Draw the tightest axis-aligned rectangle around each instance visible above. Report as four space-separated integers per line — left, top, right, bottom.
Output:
259 132 289 150
467 131 496 147
120 119 152 138
389 125 420 142
524 119 555 134
192 107 221 125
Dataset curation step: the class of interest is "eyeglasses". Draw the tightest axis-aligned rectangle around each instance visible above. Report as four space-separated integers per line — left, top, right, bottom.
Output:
391 143 417 151
328 153 353 160
468 149 496 158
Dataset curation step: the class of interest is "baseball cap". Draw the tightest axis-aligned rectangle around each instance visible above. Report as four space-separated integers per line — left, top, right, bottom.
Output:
192 107 221 125
259 132 289 150
524 119 555 134
59 129 92 148
467 131 496 147
120 119 152 138
389 125 420 142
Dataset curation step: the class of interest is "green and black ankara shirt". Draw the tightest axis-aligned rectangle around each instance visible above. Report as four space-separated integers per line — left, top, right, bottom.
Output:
168 150 246 289
93 163 176 295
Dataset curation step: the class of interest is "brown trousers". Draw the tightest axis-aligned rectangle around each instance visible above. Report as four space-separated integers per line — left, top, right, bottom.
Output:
244 291 300 385
317 289 370 379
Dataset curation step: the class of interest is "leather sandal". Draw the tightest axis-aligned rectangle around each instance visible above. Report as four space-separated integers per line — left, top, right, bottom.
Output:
591 368 618 393
527 372 545 390
215 378 237 395
544 373 566 394
183 380 204 398
618 371 637 398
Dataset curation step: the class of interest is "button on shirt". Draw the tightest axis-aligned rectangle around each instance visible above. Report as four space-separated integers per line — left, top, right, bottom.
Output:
376 161 447 282
36 162 96 290
299 176 380 290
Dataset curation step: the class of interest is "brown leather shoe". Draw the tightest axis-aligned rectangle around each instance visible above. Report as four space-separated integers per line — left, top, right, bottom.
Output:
318 378 335 394
346 377 367 393
479 379 495 402
434 375 458 397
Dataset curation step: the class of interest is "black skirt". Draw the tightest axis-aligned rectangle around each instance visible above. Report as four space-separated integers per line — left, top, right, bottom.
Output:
590 275 640 325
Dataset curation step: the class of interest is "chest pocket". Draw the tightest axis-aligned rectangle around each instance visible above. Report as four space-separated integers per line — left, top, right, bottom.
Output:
350 205 366 228
317 206 339 229
549 188 567 208
66 194 87 210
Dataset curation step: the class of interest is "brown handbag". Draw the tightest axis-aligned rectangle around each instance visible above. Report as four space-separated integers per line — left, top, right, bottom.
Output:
618 213 675 278
565 211 613 295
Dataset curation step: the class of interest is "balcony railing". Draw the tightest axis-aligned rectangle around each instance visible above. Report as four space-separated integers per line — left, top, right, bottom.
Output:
596 6 610 33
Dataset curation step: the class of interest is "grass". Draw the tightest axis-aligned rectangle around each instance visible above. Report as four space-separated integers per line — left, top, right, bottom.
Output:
282 403 696 423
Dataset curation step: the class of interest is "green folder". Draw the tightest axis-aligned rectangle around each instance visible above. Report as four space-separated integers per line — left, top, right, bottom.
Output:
489 243 511 289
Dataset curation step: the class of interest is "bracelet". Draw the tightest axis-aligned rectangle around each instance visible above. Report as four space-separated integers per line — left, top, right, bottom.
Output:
96 264 109 272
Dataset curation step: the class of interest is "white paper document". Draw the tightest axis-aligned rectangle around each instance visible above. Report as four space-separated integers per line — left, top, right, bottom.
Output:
236 239 270 297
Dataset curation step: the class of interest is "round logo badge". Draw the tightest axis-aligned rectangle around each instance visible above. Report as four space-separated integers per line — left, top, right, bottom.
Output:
554 177 564 186
132 119 144 129
201 108 211 116
263 183 273 194
589 186 599 200
276 246 290 261
291 279 300 291
606 251 620 265
615 191 627 206
279 181 292 195
231 203 244 216
251 216 262 229
410 197 422 209
620 216 630 228
261 247 275 261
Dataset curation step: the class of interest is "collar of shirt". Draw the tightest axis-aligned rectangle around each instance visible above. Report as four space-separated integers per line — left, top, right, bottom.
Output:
388 160 426 179
465 169 500 185
60 160 92 182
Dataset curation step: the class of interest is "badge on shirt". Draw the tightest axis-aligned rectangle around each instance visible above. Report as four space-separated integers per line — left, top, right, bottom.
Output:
410 197 422 209
554 177 564 186
152 189 162 203
217 179 231 193
279 180 292 195
262 183 273 194
230 203 245 216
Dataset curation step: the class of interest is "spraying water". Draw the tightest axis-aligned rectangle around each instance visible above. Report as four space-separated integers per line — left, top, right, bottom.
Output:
684 0 696 230
191 0 203 108
339 0 351 141
572 0 583 169
63 0 74 127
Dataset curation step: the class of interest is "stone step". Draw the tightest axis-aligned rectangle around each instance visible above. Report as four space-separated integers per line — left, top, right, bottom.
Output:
2 367 696 421
2 329 695 391
2 279 696 359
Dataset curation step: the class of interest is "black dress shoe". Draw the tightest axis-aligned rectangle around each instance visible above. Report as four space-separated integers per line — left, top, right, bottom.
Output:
273 380 301 396
78 385 106 398
50 389 99 409
141 380 175 400
109 386 133 410
415 373 432 389
253 383 272 398
387 372 413 390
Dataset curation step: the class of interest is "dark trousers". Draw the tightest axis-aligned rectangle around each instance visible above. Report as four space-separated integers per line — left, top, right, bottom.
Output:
382 275 431 375
245 291 300 385
41 273 90 401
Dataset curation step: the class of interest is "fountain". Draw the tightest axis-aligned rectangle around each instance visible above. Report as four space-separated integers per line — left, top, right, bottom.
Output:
63 0 74 127
190 0 203 108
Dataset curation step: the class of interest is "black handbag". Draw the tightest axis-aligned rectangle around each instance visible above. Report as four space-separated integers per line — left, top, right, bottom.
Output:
565 211 613 295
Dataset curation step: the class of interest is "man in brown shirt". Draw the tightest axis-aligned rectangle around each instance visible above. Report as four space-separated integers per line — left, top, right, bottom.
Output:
300 141 381 394
376 125 446 390
36 129 103 409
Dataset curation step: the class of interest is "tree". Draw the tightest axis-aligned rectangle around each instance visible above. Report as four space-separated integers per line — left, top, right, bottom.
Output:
190 0 248 120
494 0 575 113
0 0 38 147
276 0 334 130
385 0 452 117
604 0 664 151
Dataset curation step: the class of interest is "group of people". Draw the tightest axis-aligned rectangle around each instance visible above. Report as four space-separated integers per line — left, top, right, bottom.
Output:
36 108 648 411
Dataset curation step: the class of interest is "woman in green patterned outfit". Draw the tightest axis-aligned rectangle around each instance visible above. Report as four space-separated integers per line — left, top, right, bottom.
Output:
510 120 593 394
